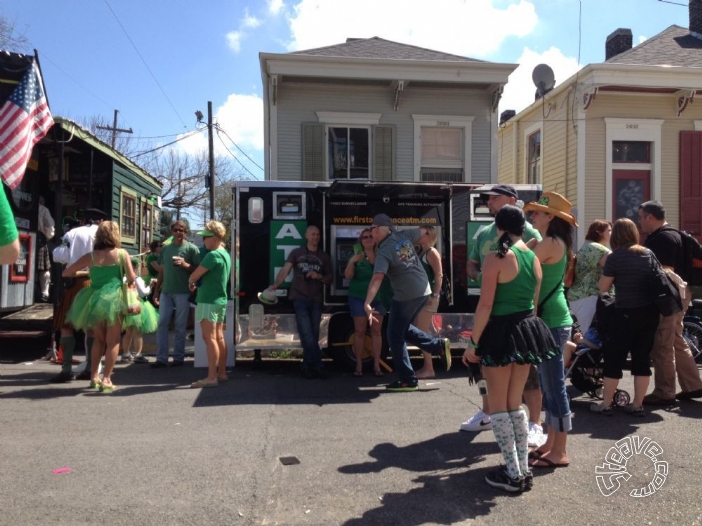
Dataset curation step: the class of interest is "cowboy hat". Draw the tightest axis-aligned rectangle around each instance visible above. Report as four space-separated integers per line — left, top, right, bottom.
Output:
523 192 578 227
257 287 278 305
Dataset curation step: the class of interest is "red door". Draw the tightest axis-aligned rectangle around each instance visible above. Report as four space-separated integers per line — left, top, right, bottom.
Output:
680 131 702 240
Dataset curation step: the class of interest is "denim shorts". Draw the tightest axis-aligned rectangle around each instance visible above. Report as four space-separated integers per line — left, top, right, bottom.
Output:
348 296 387 317
195 303 227 324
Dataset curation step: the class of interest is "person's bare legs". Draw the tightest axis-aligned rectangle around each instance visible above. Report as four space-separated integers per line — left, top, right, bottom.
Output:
352 316 368 374
414 310 436 378
216 323 227 379
122 327 134 355
523 388 542 426
91 323 106 384
370 314 384 374
198 319 219 384
632 375 649 408
100 321 122 387
132 331 143 357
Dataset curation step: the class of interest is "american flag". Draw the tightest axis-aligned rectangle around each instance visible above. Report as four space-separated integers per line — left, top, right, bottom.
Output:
0 60 54 189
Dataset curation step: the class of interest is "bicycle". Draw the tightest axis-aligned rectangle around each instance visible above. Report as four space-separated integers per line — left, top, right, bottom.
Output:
682 299 702 364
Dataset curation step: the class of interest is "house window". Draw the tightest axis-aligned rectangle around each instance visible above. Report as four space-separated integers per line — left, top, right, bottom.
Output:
328 127 369 179
528 130 541 184
141 199 153 250
420 127 464 182
120 187 137 243
612 141 650 163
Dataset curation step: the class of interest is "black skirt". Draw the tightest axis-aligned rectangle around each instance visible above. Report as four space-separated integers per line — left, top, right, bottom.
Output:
478 310 559 367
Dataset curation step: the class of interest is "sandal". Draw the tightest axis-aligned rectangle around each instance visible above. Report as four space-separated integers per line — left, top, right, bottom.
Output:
623 404 645 417
353 371 363 377
89 380 101 389
191 379 218 388
99 382 116 393
216 376 229 382
374 370 384 377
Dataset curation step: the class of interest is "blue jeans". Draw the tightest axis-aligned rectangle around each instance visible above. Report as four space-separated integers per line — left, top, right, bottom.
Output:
538 326 572 432
387 295 445 384
292 299 323 369
156 293 190 364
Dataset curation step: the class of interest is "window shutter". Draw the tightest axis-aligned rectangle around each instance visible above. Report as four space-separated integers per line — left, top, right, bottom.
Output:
302 123 324 181
373 125 394 181
680 131 702 239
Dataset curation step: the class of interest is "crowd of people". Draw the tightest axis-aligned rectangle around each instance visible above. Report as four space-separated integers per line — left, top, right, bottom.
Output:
39 188 702 495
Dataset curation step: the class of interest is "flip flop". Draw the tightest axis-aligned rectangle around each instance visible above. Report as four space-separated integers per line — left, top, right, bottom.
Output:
216 376 229 382
99 383 116 393
353 371 363 377
529 457 569 469
374 370 384 377
528 450 544 460
191 379 218 388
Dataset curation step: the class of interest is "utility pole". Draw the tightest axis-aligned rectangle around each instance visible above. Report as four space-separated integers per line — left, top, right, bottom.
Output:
207 101 215 220
96 109 133 149
176 168 182 220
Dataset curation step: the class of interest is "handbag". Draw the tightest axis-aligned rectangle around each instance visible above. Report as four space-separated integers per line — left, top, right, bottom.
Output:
119 251 142 317
564 255 577 288
648 252 682 317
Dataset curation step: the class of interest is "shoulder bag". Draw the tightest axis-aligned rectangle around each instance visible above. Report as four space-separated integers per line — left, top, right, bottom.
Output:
120 250 142 317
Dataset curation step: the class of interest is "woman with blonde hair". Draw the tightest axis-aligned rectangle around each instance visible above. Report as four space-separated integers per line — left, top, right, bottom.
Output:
188 220 232 387
64 221 137 392
414 226 444 379
344 227 387 376
591 218 660 416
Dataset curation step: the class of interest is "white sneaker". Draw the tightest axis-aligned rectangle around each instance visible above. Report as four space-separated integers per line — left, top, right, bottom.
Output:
460 410 492 432
527 422 547 447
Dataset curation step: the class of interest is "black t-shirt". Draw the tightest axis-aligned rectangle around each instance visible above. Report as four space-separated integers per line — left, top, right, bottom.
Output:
644 225 684 275
602 247 655 309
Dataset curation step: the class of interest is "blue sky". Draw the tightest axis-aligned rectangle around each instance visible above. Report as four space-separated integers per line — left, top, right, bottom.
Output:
2 0 693 179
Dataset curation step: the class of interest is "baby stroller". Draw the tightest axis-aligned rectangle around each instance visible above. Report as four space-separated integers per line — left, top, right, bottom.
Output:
565 293 631 407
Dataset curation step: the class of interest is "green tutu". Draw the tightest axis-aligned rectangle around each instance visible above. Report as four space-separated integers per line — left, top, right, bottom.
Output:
123 299 158 333
66 281 123 330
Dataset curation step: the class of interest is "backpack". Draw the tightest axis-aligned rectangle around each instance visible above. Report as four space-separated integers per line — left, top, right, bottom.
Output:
648 252 682 317
648 226 702 286
678 229 702 286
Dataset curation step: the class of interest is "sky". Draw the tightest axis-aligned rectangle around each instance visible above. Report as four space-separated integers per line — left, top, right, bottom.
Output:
1 0 694 181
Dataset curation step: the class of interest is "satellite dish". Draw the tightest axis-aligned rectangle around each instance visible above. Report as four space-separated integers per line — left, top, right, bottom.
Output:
532 64 555 99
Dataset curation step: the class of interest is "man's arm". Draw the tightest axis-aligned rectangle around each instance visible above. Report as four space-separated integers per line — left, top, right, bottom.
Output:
270 262 293 289
466 258 481 282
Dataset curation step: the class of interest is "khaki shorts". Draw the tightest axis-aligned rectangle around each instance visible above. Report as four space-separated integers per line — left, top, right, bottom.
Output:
195 303 227 324
524 364 541 391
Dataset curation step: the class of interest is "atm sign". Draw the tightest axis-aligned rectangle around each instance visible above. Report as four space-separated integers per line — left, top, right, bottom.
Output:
269 220 307 286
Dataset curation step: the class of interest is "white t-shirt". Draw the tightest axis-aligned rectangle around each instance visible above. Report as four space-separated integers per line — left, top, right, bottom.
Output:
52 224 98 267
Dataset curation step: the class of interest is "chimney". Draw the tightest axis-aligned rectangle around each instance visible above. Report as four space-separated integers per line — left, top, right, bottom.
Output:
500 110 516 125
690 0 702 38
605 28 633 60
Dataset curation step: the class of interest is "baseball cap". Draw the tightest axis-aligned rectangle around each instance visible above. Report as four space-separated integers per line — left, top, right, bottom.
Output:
479 184 518 201
372 213 397 232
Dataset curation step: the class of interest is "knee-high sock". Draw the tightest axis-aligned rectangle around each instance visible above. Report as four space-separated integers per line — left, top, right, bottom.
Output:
60 336 75 375
509 407 530 475
490 411 520 479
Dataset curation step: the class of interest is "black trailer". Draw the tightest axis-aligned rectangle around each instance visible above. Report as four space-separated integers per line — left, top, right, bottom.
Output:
233 180 541 370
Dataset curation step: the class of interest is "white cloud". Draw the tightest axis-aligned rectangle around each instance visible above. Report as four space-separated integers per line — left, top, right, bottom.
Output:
177 94 264 161
499 46 581 115
226 31 242 53
242 10 262 29
268 0 284 15
285 0 537 56
638 35 647 44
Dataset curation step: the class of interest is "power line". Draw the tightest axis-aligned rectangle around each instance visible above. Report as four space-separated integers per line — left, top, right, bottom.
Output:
216 130 259 179
102 0 188 129
38 52 114 109
132 129 204 158
214 124 264 171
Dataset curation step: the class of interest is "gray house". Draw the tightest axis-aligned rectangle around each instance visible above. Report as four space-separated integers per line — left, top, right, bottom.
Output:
259 37 517 183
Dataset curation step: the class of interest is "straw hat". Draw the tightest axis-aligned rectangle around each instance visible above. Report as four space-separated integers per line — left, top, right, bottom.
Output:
523 191 578 227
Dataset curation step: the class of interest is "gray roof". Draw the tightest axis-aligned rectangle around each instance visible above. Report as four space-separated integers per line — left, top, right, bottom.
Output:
606 25 702 67
291 37 484 63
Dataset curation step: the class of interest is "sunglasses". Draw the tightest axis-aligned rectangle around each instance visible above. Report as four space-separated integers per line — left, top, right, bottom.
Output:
361 235 373 240
172 229 185 233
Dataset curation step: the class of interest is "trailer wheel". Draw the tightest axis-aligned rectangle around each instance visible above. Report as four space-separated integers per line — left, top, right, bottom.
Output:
327 314 388 372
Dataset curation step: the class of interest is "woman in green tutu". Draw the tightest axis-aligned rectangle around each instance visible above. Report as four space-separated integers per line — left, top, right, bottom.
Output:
122 261 159 363
64 221 137 392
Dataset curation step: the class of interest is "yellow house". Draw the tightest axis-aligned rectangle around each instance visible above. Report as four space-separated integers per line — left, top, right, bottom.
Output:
498 1 702 246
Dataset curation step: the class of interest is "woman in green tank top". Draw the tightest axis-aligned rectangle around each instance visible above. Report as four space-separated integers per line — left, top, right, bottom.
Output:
524 191 577 470
462 205 558 493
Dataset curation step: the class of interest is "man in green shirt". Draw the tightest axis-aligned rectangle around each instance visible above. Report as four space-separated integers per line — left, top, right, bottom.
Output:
151 220 201 367
0 185 19 264
462 185 544 446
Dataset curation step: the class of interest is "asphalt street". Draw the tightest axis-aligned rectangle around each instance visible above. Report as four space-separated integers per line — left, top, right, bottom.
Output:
1 346 701 526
